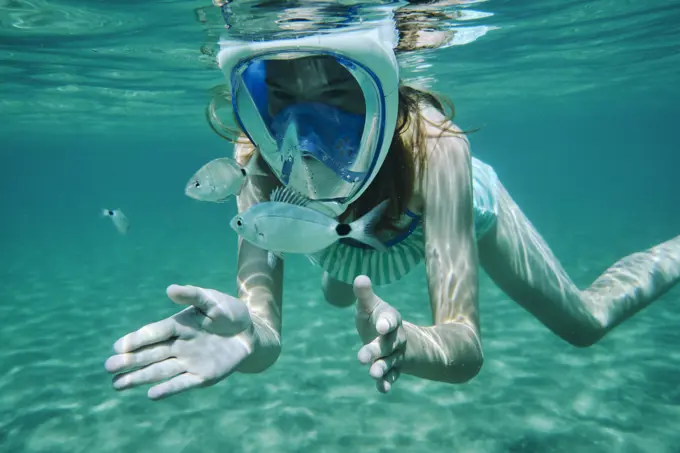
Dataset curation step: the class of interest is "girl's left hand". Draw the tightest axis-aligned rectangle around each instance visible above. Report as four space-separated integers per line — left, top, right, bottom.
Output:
353 275 407 393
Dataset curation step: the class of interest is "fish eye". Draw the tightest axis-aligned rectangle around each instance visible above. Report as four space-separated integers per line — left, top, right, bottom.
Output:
236 219 242 227
194 181 201 188
240 168 246 176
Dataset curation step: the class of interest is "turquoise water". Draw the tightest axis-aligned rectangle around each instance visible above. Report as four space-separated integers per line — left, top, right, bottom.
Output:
2 1 680 452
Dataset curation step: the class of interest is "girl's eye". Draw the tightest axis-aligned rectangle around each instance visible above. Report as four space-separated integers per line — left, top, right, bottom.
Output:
324 89 347 99
270 89 295 102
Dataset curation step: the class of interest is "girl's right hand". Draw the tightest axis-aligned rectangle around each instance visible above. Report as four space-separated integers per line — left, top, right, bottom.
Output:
105 284 256 400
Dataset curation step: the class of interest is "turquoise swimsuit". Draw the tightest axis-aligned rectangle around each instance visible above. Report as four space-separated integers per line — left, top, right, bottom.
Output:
309 157 500 286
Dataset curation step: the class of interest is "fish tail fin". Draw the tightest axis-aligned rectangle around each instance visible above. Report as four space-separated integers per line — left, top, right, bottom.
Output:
347 199 390 253
306 252 321 267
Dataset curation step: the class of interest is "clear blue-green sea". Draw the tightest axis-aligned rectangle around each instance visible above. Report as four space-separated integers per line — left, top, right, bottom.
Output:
1 1 679 452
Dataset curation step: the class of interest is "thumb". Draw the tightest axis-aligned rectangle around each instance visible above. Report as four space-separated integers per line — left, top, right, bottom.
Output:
167 284 215 315
353 275 381 314
167 284 252 335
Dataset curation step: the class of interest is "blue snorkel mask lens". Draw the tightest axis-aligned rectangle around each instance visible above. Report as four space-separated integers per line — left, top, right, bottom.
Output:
270 102 367 184
231 53 387 205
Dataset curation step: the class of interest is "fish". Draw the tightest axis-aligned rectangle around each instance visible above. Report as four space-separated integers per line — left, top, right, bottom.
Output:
101 208 130 235
184 156 268 203
230 186 389 255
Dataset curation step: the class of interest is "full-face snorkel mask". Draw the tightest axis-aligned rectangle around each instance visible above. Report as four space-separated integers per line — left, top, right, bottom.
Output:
216 18 400 217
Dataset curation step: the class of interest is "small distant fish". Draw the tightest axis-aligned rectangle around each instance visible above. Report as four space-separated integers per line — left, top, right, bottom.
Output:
230 187 389 255
185 157 267 203
102 209 130 235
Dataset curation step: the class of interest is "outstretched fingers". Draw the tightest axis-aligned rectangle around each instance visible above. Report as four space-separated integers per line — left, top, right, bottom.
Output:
148 373 206 401
112 318 177 355
112 358 185 391
106 341 174 374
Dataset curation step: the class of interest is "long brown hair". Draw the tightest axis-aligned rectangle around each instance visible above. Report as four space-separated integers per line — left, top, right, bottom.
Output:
205 83 466 231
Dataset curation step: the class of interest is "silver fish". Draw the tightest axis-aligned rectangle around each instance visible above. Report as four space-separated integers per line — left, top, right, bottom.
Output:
230 186 389 255
185 157 267 203
102 208 130 235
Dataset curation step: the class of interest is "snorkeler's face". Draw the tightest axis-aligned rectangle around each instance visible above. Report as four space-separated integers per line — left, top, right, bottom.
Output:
263 56 366 203
265 56 365 116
